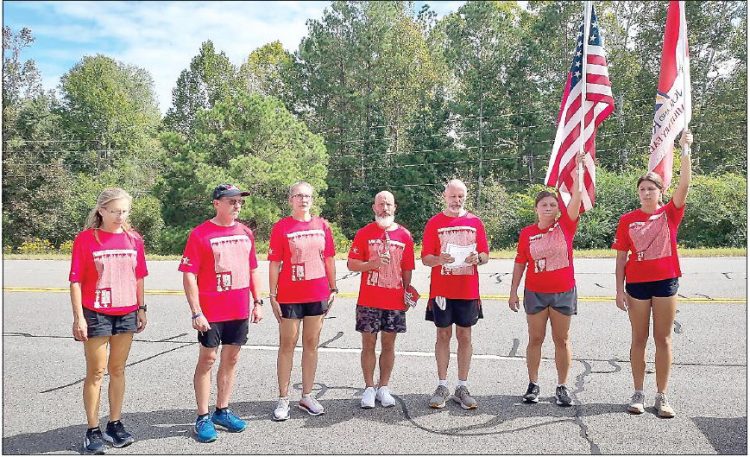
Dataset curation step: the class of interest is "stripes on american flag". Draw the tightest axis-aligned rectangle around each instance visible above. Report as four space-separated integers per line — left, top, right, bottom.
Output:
544 4 614 212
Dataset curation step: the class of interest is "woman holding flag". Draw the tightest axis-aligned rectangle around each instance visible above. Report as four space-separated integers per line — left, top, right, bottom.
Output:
508 151 585 407
613 130 693 418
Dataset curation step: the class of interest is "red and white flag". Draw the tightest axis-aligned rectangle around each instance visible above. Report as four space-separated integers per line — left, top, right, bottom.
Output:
545 3 614 212
649 0 691 189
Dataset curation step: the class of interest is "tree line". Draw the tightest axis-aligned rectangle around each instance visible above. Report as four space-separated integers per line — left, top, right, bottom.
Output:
3 1 746 255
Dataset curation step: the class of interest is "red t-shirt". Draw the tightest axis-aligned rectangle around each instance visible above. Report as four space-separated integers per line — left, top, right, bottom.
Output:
421 212 489 299
178 220 259 322
515 210 578 293
611 200 685 283
69 228 148 316
348 222 416 310
268 216 336 303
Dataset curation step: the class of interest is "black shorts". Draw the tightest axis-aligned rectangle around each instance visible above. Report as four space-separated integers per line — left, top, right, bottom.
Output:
523 286 577 316
198 319 249 348
280 301 328 319
83 308 137 338
356 306 407 333
425 298 483 328
626 278 679 300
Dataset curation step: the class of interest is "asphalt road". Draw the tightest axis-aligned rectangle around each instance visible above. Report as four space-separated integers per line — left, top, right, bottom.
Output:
2 258 747 454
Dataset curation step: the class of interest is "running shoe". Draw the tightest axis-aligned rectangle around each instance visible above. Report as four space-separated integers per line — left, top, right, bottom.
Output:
361 386 376 409
194 415 217 443
523 382 540 403
655 392 675 418
429 385 450 409
83 428 106 455
102 420 135 448
452 385 478 410
376 386 396 408
555 385 573 407
211 408 246 432
299 395 325 416
627 391 645 414
272 398 290 421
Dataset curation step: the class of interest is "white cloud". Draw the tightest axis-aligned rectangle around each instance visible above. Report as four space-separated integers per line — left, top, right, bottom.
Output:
30 1 330 113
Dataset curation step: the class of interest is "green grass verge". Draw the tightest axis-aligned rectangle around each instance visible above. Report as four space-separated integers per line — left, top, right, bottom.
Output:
4 247 746 261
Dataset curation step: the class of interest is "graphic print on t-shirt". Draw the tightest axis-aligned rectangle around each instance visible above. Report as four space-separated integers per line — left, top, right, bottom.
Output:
93 249 137 308
366 238 405 289
629 212 671 262
529 224 569 273
210 234 252 292
287 229 326 281
438 226 476 276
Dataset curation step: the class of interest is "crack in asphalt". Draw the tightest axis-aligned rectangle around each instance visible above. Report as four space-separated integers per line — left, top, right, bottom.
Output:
39 342 196 393
571 359 601 454
318 331 344 348
722 272 733 279
508 338 520 358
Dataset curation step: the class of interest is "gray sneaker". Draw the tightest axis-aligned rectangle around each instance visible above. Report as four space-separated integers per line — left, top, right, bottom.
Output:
429 385 450 409
452 385 478 410
555 385 573 407
655 392 675 418
627 391 645 414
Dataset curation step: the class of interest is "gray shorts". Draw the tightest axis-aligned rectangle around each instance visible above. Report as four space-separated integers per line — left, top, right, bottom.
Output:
356 306 406 333
523 286 577 316
83 308 137 338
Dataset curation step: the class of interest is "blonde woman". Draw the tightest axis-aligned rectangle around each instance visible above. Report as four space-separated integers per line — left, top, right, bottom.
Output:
69 188 148 454
268 181 337 420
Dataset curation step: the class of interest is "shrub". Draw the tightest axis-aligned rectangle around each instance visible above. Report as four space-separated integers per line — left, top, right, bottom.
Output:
58 240 74 254
18 238 55 254
130 195 166 253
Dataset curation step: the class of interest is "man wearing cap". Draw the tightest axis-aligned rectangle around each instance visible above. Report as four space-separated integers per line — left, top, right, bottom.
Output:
179 184 264 443
421 179 489 410
347 190 416 409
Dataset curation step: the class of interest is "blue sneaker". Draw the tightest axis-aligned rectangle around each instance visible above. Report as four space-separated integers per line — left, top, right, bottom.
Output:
211 408 247 433
194 415 217 443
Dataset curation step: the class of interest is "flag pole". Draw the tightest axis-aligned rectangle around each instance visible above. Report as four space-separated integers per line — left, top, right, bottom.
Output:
680 0 691 156
579 1 592 191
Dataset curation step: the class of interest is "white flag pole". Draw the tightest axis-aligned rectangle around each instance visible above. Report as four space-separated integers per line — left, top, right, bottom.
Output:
679 0 691 156
579 1 592 191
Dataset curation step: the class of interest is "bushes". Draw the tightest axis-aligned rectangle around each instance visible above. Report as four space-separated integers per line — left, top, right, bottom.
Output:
679 174 747 248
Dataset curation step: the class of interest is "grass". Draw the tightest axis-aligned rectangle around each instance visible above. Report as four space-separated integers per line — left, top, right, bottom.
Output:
4 247 746 261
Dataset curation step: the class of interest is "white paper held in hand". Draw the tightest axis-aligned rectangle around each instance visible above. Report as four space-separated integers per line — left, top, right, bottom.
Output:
444 243 477 269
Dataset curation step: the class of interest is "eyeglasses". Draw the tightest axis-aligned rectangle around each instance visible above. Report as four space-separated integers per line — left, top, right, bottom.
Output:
224 198 245 206
292 193 313 200
104 209 129 216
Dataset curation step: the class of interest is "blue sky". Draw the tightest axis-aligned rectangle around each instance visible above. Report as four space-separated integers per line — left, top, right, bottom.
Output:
3 1 465 114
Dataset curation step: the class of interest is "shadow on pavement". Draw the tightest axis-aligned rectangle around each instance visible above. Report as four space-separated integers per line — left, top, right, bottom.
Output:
691 416 748 454
3 392 626 454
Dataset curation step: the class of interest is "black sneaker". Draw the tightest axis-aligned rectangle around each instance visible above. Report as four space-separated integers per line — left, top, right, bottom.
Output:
555 385 573 407
83 428 106 455
523 382 540 403
102 420 135 448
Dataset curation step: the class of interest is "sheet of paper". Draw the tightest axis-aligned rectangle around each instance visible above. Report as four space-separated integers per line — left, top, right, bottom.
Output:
444 243 476 269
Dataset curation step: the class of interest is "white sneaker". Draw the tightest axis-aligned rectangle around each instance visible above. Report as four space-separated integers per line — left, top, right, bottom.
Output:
376 386 396 407
298 395 325 416
627 391 645 415
273 398 290 421
361 386 376 409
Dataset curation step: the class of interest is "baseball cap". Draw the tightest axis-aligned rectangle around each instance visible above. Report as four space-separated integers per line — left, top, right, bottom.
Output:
212 184 250 201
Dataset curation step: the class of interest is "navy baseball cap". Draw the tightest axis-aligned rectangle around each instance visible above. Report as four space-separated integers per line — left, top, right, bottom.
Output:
212 184 250 200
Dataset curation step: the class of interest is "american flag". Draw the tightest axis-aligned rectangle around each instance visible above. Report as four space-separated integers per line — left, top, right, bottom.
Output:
545 4 614 212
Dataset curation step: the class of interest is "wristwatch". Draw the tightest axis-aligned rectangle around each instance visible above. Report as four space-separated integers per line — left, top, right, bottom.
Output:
329 287 339 294
138 305 148 312
253 298 264 306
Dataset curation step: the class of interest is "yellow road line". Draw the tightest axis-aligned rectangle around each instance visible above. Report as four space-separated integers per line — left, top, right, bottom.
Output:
3 287 745 303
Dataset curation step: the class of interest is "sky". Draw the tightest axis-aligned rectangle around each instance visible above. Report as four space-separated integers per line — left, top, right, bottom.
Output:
3 1 465 114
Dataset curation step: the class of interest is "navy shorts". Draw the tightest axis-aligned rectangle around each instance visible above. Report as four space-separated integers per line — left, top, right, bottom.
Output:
83 308 137 338
425 298 483 328
198 319 249 348
280 300 329 319
356 306 407 333
626 278 679 300
523 286 577 316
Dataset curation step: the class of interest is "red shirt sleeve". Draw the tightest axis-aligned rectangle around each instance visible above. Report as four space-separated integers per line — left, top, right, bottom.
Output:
475 218 490 254
666 200 686 226
611 215 631 251
558 207 579 234
402 232 416 270
69 231 88 283
348 229 367 261
178 229 201 274
134 233 148 279
247 230 258 270
514 228 529 264
421 219 439 258
267 221 285 262
322 219 336 258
